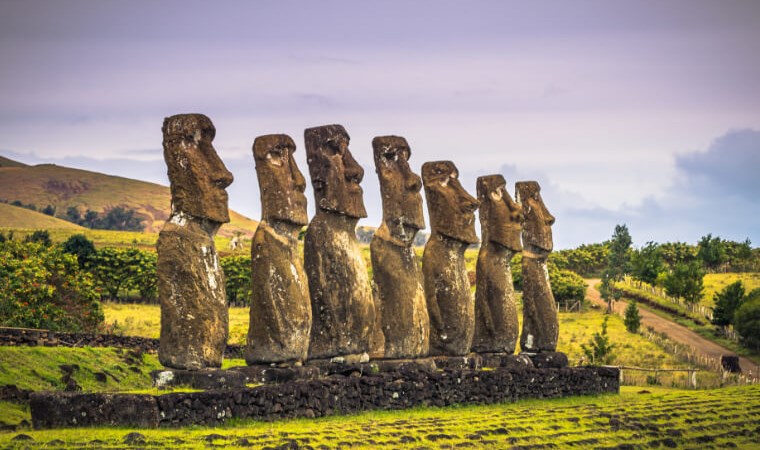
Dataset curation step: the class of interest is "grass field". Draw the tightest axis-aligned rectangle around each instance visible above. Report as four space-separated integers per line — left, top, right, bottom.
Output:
2 385 759 448
704 272 760 305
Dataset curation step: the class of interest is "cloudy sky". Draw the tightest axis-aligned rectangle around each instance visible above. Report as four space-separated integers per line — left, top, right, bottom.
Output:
1 0 759 249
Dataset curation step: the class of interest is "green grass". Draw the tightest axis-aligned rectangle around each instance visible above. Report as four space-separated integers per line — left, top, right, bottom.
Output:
704 272 760 306
2 385 759 448
0 346 162 393
0 203 86 230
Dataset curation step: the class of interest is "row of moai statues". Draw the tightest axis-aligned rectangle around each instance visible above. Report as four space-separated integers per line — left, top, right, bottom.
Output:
157 113 558 370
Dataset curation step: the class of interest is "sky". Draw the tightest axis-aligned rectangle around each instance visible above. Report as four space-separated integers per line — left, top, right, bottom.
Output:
1 0 759 249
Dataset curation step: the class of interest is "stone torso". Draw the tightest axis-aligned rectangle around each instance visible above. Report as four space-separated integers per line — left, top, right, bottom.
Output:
304 212 375 359
472 243 519 354
158 218 228 369
246 221 311 364
370 230 429 359
422 233 475 356
520 253 559 352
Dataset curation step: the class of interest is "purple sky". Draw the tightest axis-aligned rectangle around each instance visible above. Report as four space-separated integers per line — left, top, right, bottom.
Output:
2 0 759 249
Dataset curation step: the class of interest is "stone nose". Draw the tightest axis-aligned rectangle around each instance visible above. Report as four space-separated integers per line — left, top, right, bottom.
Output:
343 150 364 184
291 159 307 193
213 168 234 189
406 172 422 192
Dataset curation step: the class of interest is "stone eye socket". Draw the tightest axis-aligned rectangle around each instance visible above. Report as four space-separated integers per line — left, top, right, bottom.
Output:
382 150 398 161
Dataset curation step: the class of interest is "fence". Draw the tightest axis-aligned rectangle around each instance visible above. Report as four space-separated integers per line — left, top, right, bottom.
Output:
621 277 714 321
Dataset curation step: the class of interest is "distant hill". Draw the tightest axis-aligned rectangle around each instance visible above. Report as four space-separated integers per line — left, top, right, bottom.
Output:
0 156 258 237
0 202 87 230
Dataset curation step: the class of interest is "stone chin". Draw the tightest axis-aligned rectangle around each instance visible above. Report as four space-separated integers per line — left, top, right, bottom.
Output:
437 219 479 245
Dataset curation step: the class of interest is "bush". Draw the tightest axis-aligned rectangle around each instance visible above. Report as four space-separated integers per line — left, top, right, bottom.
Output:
734 298 760 351
220 255 252 306
61 234 96 268
88 247 155 301
711 281 746 327
24 230 52 246
624 301 642 333
0 241 103 332
581 316 616 366
549 268 587 307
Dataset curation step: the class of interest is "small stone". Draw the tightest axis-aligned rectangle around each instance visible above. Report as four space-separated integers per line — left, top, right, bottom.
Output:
11 434 33 441
123 432 146 444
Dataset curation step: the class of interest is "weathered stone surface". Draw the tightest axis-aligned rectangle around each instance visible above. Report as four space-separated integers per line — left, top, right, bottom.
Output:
422 161 479 356
303 125 376 360
370 136 429 359
528 351 569 369
472 174 523 354
151 368 247 390
516 181 559 352
158 113 232 370
30 392 159 429
246 134 311 364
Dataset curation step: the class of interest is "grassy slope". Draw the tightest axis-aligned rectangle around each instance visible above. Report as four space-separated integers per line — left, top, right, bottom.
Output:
0 203 86 230
2 385 759 448
704 272 760 305
0 158 257 237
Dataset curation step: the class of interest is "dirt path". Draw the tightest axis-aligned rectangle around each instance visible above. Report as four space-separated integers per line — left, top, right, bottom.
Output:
584 279 758 375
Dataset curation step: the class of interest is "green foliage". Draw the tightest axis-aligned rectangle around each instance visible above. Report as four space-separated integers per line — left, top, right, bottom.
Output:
61 233 96 268
0 241 103 332
631 241 665 286
659 241 697 267
664 260 705 304
23 229 52 246
711 281 746 327
554 242 609 277
580 316 616 365
600 224 632 310
220 254 252 306
89 247 156 301
65 206 145 231
624 300 642 333
697 233 727 272
734 297 760 351
549 268 587 306
41 204 56 216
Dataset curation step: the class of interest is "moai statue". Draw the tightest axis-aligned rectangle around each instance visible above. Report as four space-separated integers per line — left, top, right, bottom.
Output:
370 136 430 359
303 124 377 360
246 134 311 365
516 181 559 353
422 161 480 356
158 113 233 370
472 175 523 354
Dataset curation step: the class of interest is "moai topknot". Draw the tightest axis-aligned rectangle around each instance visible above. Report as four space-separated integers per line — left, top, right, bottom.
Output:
303 124 377 360
472 175 523 354
246 134 311 365
422 161 479 356
370 136 430 359
516 181 559 352
158 113 233 370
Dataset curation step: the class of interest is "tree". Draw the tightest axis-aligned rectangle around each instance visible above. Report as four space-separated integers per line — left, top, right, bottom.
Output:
220 255 252 306
659 242 697 268
734 297 760 351
64 206 83 225
631 241 664 286
581 316 616 365
24 230 52 246
41 204 56 216
89 247 143 300
711 281 746 327
663 260 704 304
61 234 96 268
0 241 104 332
600 224 632 312
697 234 727 272
549 268 587 308
624 301 642 333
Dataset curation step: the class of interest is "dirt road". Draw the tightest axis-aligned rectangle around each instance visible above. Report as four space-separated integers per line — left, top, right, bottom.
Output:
585 279 758 375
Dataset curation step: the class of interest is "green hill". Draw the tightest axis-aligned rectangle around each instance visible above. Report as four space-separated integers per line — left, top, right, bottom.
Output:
0 156 257 237
0 203 86 230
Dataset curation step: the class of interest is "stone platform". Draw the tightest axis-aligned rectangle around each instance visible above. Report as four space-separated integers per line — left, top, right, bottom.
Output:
31 365 619 429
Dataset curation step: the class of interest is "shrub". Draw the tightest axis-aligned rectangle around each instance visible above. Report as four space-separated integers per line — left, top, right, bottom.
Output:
24 230 52 246
624 300 642 333
549 268 587 307
220 255 252 306
734 298 760 351
88 247 155 301
0 241 103 332
581 316 616 366
711 281 745 327
61 234 96 268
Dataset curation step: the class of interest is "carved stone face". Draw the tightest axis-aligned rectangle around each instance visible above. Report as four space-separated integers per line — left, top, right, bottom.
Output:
162 113 234 224
422 161 479 245
477 175 523 252
253 134 308 226
373 136 425 243
516 181 555 253
304 124 367 219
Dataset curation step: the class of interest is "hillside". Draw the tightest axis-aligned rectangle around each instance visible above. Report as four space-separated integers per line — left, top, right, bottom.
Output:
0 156 257 237
0 203 86 230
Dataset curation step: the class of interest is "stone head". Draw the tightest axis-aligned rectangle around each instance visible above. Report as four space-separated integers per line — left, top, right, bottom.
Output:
253 134 308 226
373 135 425 243
422 160 479 245
477 175 523 252
162 113 234 224
515 181 555 254
304 124 367 219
